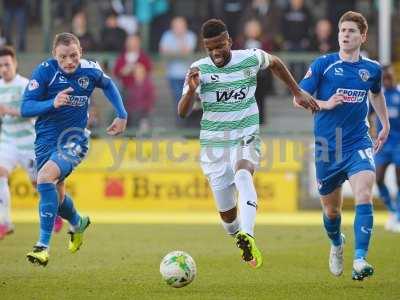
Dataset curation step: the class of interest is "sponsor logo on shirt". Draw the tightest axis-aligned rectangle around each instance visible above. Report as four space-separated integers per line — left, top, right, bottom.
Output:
28 79 39 91
59 75 68 83
334 67 344 76
66 95 89 107
216 87 249 102
358 69 370 82
210 74 219 82
336 88 367 103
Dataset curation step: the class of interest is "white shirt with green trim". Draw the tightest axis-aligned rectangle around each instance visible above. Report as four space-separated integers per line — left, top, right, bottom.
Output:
0 74 35 151
182 49 270 149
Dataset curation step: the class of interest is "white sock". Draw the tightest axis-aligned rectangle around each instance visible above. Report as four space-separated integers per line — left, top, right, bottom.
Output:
0 177 11 225
234 169 257 236
221 217 240 236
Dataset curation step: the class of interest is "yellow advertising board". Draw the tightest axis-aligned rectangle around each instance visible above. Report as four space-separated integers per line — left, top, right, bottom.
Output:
79 139 303 172
10 138 302 212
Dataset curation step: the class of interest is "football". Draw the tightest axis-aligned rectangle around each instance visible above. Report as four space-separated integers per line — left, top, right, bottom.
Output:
159 251 197 288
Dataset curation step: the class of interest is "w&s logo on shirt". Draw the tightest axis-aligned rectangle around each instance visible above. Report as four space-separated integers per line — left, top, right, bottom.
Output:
336 88 367 103
216 87 249 102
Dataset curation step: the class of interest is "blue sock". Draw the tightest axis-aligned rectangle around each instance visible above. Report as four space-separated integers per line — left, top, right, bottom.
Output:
37 183 59 247
323 214 342 246
377 183 396 212
354 203 373 260
58 195 81 227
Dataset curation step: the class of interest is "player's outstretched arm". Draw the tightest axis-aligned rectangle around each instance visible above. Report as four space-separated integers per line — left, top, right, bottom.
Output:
369 91 390 153
178 67 200 118
313 93 345 110
268 55 319 112
21 87 73 118
102 80 128 136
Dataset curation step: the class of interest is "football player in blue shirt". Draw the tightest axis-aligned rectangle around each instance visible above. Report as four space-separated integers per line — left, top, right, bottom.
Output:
297 11 389 280
21 33 127 266
372 66 400 232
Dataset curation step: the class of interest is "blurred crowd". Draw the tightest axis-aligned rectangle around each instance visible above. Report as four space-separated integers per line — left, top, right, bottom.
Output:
1 0 400 134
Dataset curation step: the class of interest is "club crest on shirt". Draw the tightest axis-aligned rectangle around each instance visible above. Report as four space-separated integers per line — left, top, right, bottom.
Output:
358 69 370 82
28 79 39 91
243 69 254 78
78 76 89 89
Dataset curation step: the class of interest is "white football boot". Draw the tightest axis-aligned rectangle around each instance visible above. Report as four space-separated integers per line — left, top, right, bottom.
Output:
329 233 345 276
352 258 374 280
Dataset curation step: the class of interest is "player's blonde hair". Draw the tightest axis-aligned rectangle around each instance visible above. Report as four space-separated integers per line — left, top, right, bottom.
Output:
52 32 81 49
339 11 368 35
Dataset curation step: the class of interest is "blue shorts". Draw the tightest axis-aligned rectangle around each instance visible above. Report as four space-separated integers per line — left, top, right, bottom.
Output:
374 142 400 167
315 148 375 196
36 140 89 181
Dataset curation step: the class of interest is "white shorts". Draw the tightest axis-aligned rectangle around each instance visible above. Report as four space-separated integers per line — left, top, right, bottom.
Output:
200 135 261 191
0 143 36 181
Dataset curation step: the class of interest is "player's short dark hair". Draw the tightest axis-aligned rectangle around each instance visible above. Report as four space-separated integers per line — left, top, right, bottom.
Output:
0 46 16 59
339 11 368 35
201 19 228 39
53 32 81 49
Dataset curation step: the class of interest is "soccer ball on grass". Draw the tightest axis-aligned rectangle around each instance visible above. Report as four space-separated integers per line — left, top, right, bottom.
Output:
160 251 196 288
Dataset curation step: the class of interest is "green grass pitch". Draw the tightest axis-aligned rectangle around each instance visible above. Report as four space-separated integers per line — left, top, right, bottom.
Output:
1 223 400 300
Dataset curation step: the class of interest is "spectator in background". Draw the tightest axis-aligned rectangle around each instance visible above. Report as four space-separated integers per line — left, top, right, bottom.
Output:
113 34 154 132
2 0 28 52
53 0 84 25
101 11 127 52
327 0 356 26
125 63 156 135
309 19 336 54
159 16 197 126
116 14 138 36
239 0 283 50
236 19 273 51
235 19 274 124
71 11 97 52
282 0 312 51
114 34 152 96
208 0 248 42
281 0 313 81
